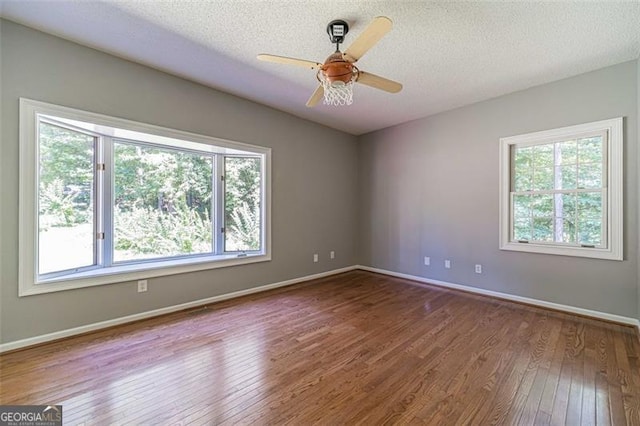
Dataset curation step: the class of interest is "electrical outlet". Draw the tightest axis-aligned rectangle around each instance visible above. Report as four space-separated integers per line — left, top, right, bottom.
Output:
475 264 482 274
424 256 430 266
137 280 148 293
313 254 319 263
330 251 335 259
445 260 451 269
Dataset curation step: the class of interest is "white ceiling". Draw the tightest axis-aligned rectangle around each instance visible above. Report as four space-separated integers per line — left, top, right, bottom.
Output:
1 1 639 135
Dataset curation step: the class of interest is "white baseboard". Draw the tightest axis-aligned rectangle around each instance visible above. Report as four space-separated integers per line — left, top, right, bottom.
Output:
0 266 357 353
356 265 640 329
2 264 637 353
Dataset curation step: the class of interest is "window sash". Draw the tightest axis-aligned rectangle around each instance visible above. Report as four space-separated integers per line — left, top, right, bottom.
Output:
508 189 607 247
509 130 608 192
37 118 102 279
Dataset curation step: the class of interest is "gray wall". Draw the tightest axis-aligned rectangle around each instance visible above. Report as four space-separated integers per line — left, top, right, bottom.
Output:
359 61 639 319
0 21 359 343
2 19 638 346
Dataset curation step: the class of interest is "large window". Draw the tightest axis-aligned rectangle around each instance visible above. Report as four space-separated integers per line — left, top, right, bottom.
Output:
20 99 270 295
499 118 622 260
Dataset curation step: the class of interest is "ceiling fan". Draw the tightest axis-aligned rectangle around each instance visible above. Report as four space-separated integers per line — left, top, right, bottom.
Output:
257 16 403 107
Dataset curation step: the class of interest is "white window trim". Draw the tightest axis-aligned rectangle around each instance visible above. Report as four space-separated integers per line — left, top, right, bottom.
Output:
19 98 272 296
499 117 623 260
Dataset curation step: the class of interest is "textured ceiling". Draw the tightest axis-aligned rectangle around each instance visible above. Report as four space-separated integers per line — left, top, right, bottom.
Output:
1 1 639 135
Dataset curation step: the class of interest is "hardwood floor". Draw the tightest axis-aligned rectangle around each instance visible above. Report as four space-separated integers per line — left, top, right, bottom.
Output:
1 270 639 425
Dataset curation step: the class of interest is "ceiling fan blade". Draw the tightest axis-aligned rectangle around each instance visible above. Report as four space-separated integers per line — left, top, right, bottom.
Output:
343 16 392 62
356 71 403 93
257 54 322 69
306 85 324 107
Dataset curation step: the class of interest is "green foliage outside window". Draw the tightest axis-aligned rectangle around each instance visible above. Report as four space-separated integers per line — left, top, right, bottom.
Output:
38 121 264 270
113 142 213 261
38 122 94 228
224 157 261 251
512 136 604 246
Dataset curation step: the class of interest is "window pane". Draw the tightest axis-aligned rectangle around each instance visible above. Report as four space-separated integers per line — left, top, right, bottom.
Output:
558 140 577 165
578 163 602 189
514 146 533 169
533 166 553 191
514 218 532 241
556 217 576 244
113 142 213 262
558 193 577 218
533 144 553 168
38 122 95 275
225 157 262 252
532 218 553 242
513 194 530 220
578 192 602 221
514 170 532 192
579 220 602 246
578 136 603 164
513 147 533 192
577 192 602 246
531 194 553 217
555 165 577 190
554 193 576 243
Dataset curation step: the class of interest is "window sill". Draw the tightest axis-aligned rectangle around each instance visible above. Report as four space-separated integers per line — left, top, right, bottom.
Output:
500 241 621 261
20 253 270 296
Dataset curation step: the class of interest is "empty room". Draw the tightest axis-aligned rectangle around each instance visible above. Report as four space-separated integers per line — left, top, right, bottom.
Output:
1 1 639 424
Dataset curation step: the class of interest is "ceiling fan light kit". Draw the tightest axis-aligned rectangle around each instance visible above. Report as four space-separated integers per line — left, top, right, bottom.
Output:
257 16 403 108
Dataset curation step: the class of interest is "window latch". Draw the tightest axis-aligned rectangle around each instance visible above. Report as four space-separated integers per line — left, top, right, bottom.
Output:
517 239 529 243
580 244 596 248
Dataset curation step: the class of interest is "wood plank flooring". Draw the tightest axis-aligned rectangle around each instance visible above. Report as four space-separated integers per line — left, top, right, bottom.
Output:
1 270 639 425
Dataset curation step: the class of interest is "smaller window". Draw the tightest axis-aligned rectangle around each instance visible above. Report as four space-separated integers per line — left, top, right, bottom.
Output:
499 118 623 260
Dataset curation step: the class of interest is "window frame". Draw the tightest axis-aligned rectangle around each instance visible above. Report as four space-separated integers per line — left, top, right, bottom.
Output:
19 98 271 296
499 117 623 260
